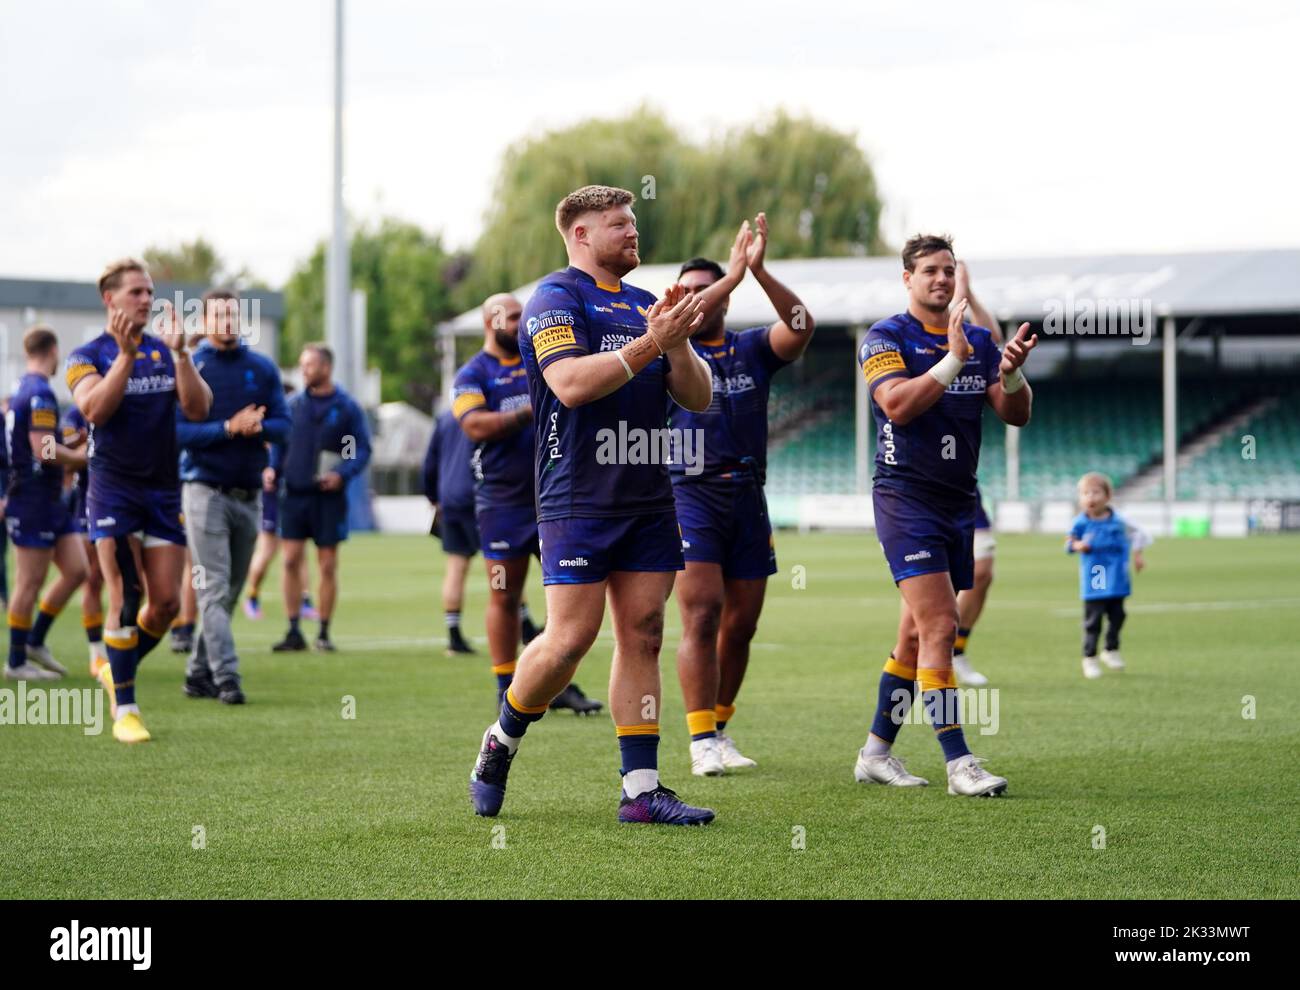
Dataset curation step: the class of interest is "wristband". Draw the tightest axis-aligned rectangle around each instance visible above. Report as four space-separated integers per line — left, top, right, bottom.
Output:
615 349 635 381
1001 367 1026 394
927 350 964 387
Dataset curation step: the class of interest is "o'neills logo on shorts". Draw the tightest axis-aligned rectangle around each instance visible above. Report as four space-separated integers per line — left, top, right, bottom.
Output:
903 550 933 562
558 557 589 567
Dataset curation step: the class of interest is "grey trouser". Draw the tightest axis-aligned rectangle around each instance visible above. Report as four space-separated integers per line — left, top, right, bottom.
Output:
182 482 260 686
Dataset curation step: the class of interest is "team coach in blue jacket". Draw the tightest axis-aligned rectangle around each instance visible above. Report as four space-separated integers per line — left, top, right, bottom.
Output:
177 289 290 703
270 342 371 653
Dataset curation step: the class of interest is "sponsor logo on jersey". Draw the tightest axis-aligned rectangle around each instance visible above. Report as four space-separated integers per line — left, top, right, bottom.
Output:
610 301 631 310
598 333 639 352
124 373 175 395
526 310 575 336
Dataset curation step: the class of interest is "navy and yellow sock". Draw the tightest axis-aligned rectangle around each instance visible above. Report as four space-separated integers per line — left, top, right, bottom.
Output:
7 611 31 669
953 626 971 657
83 611 104 646
492 660 517 701
919 667 971 763
136 612 165 660
616 723 659 774
687 708 717 741
715 702 736 733
28 601 60 648
497 685 547 739
104 627 140 708
870 654 917 746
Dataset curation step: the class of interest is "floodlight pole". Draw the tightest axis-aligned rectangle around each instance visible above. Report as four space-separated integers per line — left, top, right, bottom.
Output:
326 0 352 392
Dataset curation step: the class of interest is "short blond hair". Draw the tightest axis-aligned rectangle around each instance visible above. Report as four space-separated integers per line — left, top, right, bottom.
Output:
98 257 149 296
555 185 634 235
1078 471 1113 498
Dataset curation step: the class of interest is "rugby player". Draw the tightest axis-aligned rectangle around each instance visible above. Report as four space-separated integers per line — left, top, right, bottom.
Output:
68 259 213 743
424 408 483 656
60 404 107 675
468 184 716 825
452 293 598 711
855 235 1034 795
669 213 815 775
4 326 89 681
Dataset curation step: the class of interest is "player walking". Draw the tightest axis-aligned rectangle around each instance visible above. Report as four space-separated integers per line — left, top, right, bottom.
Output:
855 235 1034 796
467 185 716 825
452 293 599 712
67 259 213 743
668 213 815 775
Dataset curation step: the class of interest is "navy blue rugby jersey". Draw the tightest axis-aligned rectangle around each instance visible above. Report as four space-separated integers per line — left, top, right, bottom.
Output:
66 332 180 489
858 312 1002 503
518 266 679 521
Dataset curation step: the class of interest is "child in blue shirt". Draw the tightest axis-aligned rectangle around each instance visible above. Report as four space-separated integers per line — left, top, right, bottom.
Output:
1066 472 1151 679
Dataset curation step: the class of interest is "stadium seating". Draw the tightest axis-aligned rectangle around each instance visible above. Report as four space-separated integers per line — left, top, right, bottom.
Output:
763 374 1295 500
1172 393 1300 498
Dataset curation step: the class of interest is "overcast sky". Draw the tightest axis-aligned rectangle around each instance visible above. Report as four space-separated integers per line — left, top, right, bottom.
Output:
2 0 1296 287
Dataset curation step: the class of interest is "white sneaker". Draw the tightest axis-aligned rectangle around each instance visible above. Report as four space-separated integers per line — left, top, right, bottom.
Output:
952 654 988 686
716 732 757 769
26 644 67 677
946 755 1007 797
3 661 58 681
1082 656 1103 679
854 750 928 786
1100 649 1126 671
690 737 725 777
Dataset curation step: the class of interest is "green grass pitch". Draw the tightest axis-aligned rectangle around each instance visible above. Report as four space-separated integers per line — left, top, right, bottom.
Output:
2 531 1296 899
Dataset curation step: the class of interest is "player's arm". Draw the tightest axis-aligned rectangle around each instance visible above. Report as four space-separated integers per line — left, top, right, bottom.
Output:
747 212 816 362
29 427 86 470
956 261 1003 347
870 301 971 427
460 407 532 443
259 368 292 445
985 322 1036 427
160 303 213 422
70 309 139 426
541 288 705 409
690 221 750 329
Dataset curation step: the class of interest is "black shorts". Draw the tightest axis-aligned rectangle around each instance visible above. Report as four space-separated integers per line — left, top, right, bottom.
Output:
440 506 479 558
280 490 348 547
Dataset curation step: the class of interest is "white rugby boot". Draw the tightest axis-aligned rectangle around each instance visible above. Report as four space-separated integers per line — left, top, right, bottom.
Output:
854 749 928 787
946 755 1007 797
1081 655 1103 679
26 644 68 677
690 737 725 777
952 654 988 686
3 661 58 681
1100 649 1126 671
715 732 757 769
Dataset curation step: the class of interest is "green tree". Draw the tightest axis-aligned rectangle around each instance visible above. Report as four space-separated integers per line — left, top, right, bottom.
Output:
282 219 456 407
456 107 885 307
142 237 259 287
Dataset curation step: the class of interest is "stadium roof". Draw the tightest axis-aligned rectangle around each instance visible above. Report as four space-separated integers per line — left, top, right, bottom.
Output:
443 248 1300 333
0 276 285 319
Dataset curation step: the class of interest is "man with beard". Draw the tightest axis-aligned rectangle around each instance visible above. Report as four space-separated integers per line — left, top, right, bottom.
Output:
453 293 600 714
468 185 716 826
